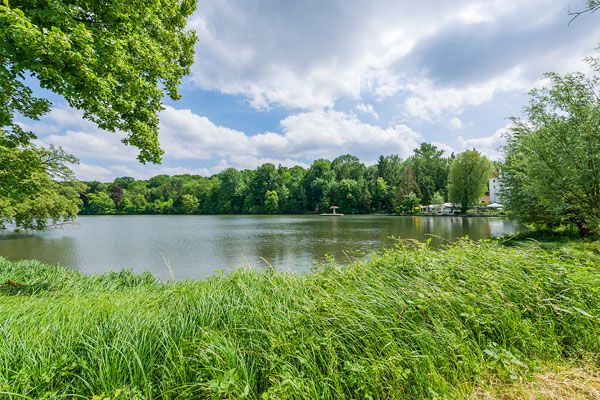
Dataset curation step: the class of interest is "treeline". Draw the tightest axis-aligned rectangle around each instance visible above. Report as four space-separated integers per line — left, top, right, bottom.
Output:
80 143 494 215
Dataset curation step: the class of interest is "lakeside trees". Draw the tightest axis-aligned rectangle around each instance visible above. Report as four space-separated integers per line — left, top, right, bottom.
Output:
78 144 496 216
0 0 197 229
502 63 600 236
448 150 493 213
0 136 83 229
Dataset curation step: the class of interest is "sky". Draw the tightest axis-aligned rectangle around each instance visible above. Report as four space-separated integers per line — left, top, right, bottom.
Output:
19 0 600 181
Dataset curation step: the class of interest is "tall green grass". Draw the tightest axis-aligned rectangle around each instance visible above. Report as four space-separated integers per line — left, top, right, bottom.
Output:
0 239 598 399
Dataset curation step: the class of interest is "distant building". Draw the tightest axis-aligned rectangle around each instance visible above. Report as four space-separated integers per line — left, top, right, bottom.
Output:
489 176 502 203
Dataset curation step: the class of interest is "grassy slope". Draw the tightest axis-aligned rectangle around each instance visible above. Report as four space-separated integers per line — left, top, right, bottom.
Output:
0 239 598 399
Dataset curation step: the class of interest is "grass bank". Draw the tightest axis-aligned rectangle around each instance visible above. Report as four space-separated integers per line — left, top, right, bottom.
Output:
0 239 599 399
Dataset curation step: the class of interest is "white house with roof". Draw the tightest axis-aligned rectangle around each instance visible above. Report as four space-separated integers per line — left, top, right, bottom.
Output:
489 176 502 203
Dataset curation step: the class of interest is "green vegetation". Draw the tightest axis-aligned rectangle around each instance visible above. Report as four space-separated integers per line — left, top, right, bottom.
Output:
503 58 600 237
1 239 598 399
0 134 84 230
449 149 493 213
0 0 196 163
1 0 197 229
75 144 491 216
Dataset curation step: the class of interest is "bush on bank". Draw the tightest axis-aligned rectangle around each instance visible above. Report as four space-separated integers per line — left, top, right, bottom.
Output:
0 239 598 399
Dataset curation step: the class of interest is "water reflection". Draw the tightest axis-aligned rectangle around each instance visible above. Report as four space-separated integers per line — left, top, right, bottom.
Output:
0 215 519 280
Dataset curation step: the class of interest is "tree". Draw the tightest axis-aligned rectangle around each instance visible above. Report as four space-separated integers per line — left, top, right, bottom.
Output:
212 168 245 213
326 179 363 213
264 190 279 214
122 193 148 214
376 155 403 189
397 164 420 198
448 150 493 213
503 68 600 236
371 177 393 212
1 1 197 163
245 163 279 213
408 143 450 204
331 154 366 181
432 191 445 206
181 194 199 214
0 131 84 229
303 159 335 212
396 193 420 214
111 185 124 210
1 1 197 229
568 0 600 23
87 192 116 215
279 166 307 213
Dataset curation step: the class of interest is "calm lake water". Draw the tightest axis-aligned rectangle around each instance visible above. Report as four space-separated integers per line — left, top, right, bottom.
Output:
0 215 519 280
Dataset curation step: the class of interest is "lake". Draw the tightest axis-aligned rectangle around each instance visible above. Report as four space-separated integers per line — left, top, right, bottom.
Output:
0 215 519 280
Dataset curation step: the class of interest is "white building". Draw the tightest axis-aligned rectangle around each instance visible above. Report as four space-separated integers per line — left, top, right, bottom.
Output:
489 177 502 203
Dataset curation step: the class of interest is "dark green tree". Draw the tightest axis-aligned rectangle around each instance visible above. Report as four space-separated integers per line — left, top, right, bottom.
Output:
303 159 335 212
408 143 449 204
331 154 366 181
503 68 600 236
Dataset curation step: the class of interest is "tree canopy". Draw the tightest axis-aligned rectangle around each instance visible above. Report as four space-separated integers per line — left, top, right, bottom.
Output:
0 131 84 229
72 144 492 217
448 150 493 213
0 0 197 229
502 64 600 236
1 0 197 162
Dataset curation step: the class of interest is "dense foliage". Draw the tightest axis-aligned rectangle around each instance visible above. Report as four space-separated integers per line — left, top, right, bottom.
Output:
0 0 197 163
0 0 197 229
502 62 600 236
78 144 491 215
1 239 598 398
448 149 493 213
0 129 84 229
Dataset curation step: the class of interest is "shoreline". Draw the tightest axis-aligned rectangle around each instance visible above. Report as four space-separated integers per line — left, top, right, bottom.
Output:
0 238 597 398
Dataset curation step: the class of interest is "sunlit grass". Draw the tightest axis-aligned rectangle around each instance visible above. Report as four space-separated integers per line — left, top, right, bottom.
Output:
0 239 598 399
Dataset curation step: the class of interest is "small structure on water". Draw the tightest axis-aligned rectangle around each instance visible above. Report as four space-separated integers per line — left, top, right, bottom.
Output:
321 205 344 216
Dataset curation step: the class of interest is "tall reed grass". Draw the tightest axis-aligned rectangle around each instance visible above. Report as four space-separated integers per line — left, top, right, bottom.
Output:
0 239 598 399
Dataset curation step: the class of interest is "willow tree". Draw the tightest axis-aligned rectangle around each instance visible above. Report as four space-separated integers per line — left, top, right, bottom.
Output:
502 66 600 236
0 0 197 229
448 150 492 213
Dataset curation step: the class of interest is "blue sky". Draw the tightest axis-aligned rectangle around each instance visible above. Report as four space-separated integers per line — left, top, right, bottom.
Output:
21 0 600 181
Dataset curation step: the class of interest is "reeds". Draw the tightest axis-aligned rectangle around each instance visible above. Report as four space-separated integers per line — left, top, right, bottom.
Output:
0 239 598 399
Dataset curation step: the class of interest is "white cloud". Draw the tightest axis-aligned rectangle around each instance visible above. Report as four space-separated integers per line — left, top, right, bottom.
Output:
459 125 510 159
228 156 308 170
403 67 531 121
272 109 420 161
448 117 463 130
40 130 136 161
72 163 225 182
159 106 421 164
28 103 422 180
430 141 456 156
188 1 530 110
355 103 379 119
159 107 251 159
71 163 114 181
186 0 593 114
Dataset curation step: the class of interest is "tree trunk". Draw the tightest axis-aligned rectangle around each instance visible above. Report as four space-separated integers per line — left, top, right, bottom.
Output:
574 219 592 237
